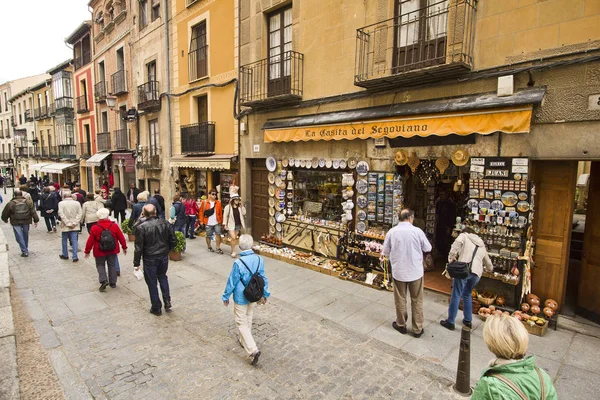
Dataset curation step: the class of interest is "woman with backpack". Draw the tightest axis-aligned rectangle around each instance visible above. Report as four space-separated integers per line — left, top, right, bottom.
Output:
40 186 59 233
84 208 127 292
440 227 493 331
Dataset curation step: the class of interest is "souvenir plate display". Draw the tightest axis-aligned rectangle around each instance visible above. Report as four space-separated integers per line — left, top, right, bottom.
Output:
325 159 333 168
501 192 518 207
268 185 275 197
356 161 369 176
347 157 358 169
339 159 347 169
282 158 289 167
268 197 275 208
294 159 301 168
356 179 368 194
332 159 340 169
266 156 277 172
318 158 326 168
356 195 368 209
357 210 367 221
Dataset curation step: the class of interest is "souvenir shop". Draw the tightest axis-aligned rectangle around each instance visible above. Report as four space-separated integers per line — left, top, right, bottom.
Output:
169 159 239 204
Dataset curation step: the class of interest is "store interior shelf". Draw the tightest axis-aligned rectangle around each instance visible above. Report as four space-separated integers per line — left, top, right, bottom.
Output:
481 272 520 286
346 246 382 258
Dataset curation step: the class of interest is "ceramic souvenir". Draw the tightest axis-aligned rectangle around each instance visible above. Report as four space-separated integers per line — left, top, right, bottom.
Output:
269 207 275 216
268 198 275 208
332 159 340 169
318 158 326 168
347 157 358 169
288 157 294 167
357 210 367 221
311 157 319 168
282 158 289 167
357 195 368 208
501 192 518 207
300 160 307 168
356 160 369 176
517 201 530 212
356 221 367 232
518 192 528 201
356 179 368 194
491 200 504 210
294 159 301 168
339 159 347 169
268 185 275 197
266 156 277 172
467 199 479 209
325 159 333 168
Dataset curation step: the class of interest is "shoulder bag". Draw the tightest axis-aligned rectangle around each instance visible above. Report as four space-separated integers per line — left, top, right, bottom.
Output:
446 245 478 279
489 366 546 400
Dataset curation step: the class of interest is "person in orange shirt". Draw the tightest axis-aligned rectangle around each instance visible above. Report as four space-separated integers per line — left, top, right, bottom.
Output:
198 189 224 254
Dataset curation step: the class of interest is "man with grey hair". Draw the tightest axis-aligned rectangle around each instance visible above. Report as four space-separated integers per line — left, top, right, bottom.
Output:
1 188 39 257
58 189 83 262
84 208 128 291
223 234 270 365
382 209 432 338
134 204 176 316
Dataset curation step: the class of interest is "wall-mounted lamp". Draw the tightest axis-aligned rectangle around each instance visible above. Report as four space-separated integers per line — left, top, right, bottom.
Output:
106 95 117 109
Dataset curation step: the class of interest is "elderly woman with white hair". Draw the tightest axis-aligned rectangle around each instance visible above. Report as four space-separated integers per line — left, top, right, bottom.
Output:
84 208 128 292
472 314 557 399
222 234 270 366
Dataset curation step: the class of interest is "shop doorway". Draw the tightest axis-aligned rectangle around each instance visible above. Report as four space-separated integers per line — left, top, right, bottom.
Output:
563 161 600 323
250 160 269 240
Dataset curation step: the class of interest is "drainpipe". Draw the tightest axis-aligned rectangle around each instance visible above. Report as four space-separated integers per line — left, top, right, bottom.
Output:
163 0 172 159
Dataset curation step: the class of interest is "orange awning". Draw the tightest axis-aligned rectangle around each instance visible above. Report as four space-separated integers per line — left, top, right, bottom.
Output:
263 107 533 143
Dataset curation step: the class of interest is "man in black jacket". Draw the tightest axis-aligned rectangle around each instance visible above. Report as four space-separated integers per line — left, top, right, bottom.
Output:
153 189 165 219
134 204 176 316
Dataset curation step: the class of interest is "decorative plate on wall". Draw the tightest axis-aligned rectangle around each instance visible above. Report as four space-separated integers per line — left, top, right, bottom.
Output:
266 156 277 172
268 198 275 208
294 159 301 168
356 161 369 176
318 158 326 168
356 179 368 194
268 173 275 184
326 159 333 168
357 195 368 209
339 159 347 169
357 210 367 221
332 159 340 169
347 157 358 169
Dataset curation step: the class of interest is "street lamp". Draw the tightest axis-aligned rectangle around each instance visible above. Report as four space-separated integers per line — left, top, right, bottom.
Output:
106 95 117 110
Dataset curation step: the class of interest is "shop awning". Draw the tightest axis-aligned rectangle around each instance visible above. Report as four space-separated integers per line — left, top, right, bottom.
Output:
86 152 111 166
40 163 77 174
263 87 545 143
170 157 232 171
29 163 53 172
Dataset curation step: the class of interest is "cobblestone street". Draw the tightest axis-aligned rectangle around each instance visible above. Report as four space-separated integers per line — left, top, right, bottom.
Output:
2 211 600 399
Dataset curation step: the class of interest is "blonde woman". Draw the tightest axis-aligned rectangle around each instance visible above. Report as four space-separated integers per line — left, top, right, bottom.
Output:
472 315 557 399
222 194 246 257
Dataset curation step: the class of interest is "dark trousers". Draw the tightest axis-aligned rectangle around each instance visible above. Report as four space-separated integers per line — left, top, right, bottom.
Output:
114 209 126 223
86 222 98 234
96 254 117 284
185 215 197 238
43 215 57 231
143 255 170 310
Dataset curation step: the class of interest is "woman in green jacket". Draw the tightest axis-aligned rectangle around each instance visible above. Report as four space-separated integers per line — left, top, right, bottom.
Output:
472 314 557 399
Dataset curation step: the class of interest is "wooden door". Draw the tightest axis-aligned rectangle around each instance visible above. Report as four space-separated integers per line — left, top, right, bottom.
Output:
577 161 600 319
532 161 577 309
251 163 269 241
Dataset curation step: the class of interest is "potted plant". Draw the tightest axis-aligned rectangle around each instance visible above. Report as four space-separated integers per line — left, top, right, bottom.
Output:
121 219 135 242
169 231 186 261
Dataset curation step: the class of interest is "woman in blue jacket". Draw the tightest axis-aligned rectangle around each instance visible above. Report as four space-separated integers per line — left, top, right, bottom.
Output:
222 234 270 365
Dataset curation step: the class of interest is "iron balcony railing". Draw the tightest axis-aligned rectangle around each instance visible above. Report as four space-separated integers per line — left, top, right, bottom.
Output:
55 97 73 111
24 109 33 122
76 95 89 113
57 144 77 159
114 128 129 150
0 153 10 161
137 80 160 111
188 44 208 82
239 51 304 107
95 81 107 102
74 51 92 70
354 0 477 89
41 147 49 157
138 146 162 169
33 105 48 120
16 147 29 157
48 102 56 115
32 147 41 157
97 132 111 151
78 142 91 158
111 70 127 95
181 122 215 155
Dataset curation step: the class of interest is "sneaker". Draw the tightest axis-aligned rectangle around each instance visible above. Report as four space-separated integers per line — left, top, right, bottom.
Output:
20 253 28 257
150 308 162 316
413 329 425 338
52 227 57 232
250 351 261 366
73 259 79 263
440 320 455 331
164 300 172 312
392 321 407 335
99 281 108 292
463 320 472 329
109 283 116 288
231 252 237 258
216 248 223 255
59 255 69 260
207 247 214 252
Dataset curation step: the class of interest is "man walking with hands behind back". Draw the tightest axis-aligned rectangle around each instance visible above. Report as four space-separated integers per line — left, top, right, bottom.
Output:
134 204 176 316
382 209 432 338
1 189 39 257
58 190 83 262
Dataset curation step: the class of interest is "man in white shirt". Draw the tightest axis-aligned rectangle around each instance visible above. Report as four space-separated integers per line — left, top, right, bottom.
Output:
382 209 432 338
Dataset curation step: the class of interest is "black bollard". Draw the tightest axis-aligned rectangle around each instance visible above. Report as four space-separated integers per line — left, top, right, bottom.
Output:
453 326 472 396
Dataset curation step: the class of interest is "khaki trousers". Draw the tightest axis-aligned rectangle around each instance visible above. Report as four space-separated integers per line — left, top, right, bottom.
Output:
234 303 258 356
393 277 424 334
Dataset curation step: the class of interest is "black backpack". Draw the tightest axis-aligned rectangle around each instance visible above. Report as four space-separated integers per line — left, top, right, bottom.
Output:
99 223 117 251
239 257 265 303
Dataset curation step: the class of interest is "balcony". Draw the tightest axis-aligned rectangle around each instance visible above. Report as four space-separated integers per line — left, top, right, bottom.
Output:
57 144 77 159
239 51 304 108
97 132 111 151
138 146 162 170
95 81 107 103
181 122 215 155
16 147 29 157
76 95 89 113
354 0 477 89
41 147 50 157
78 142 91 158
114 128 129 150
111 70 128 95
33 105 48 120
48 103 56 115
74 51 92 70
137 81 160 112
188 45 208 82
55 98 73 112
24 109 33 122
0 153 10 161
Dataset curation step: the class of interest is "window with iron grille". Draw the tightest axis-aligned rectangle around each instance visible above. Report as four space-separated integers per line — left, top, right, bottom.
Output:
189 21 207 81
139 0 148 30
151 0 160 21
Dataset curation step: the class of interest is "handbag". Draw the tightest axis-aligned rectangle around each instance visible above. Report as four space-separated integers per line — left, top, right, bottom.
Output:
446 245 479 279
203 201 215 218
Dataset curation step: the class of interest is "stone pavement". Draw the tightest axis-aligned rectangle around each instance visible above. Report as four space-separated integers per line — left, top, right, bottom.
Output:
1 194 600 399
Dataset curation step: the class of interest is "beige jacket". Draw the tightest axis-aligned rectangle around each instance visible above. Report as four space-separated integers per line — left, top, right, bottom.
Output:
81 200 103 224
448 233 493 277
222 203 246 231
58 198 83 232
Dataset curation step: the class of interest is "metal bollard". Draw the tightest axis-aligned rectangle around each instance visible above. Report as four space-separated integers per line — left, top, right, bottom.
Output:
453 326 472 396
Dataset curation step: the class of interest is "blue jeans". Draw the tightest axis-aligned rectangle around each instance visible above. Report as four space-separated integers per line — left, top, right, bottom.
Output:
12 225 30 254
115 256 120 273
447 273 480 325
143 256 170 310
185 216 197 238
61 231 79 260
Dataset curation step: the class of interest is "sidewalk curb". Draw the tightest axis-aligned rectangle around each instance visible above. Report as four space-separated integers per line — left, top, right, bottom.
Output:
0 226 20 399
